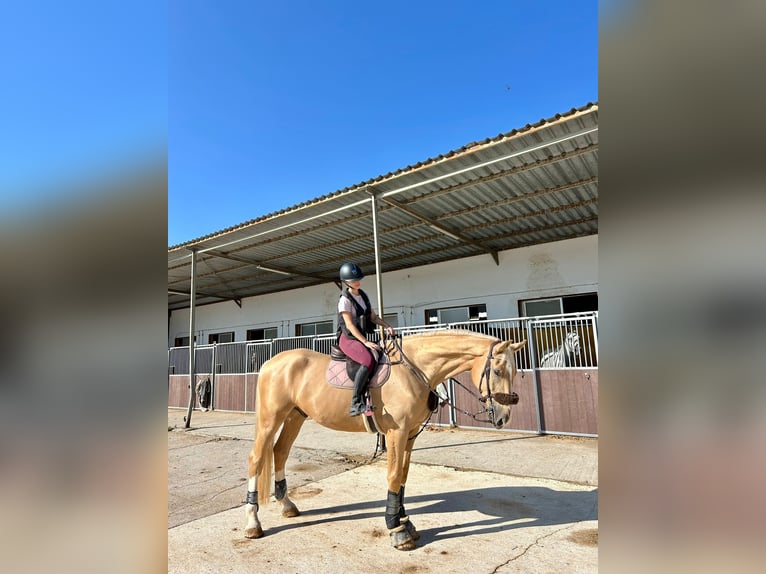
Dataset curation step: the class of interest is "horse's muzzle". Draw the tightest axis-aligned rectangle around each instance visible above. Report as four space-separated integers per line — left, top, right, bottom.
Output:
491 392 519 406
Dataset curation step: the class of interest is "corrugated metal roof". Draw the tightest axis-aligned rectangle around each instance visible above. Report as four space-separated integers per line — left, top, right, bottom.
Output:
168 103 598 311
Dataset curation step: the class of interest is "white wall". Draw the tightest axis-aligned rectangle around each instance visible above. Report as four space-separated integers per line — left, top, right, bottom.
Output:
168 235 597 346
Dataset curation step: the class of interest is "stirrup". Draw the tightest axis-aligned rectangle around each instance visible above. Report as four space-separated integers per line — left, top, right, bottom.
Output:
349 403 365 417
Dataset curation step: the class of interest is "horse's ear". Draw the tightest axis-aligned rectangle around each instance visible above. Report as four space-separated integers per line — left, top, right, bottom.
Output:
495 341 512 353
496 339 527 354
510 339 527 352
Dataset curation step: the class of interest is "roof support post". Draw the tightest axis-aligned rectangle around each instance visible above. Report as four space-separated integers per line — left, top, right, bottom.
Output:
185 247 198 428
368 190 385 338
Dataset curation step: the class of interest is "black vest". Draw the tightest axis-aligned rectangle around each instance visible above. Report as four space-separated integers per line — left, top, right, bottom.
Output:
337 288 374 340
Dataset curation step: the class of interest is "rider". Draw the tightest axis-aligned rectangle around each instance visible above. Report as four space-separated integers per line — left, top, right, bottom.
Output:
337 262 396 416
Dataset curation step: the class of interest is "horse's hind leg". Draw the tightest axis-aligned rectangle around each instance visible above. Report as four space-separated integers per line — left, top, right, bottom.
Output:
245 401 290 539
273 409 306 518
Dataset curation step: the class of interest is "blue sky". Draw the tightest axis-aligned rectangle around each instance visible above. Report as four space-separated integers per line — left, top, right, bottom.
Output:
0 2 597 246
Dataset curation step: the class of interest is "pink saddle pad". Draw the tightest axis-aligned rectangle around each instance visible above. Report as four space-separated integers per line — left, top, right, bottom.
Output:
326 355 392 389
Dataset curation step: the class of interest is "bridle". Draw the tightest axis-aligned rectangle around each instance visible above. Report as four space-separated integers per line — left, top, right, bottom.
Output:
453 340 519 425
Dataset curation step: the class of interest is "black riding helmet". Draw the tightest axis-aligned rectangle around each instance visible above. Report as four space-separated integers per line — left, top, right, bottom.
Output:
339 262 364 282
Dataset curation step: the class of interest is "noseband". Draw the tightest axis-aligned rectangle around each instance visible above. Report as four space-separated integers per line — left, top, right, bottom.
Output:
478 341 520 407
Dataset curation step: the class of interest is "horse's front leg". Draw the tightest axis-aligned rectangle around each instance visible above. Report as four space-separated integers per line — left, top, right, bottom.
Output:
385 430 417 551
272 410 306 517
398 439 420 541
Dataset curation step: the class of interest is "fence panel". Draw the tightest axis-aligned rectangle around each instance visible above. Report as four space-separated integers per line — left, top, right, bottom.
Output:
247 342 273 373
214 342 248 374
446 318 532 370
271 335 314 355
528 313 598 369
313 336 336 355
168 347 189 375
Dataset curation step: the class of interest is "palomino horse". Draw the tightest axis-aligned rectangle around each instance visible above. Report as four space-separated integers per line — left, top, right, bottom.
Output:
244 329 527 550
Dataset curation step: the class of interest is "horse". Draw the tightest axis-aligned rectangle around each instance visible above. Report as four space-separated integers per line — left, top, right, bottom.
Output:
539 330 580 368
243 329 527 550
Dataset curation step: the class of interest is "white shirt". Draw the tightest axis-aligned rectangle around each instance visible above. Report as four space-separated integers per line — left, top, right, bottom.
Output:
338 292 367 322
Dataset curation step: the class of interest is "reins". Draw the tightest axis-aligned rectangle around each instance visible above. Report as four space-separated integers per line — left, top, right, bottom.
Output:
383 336 436 442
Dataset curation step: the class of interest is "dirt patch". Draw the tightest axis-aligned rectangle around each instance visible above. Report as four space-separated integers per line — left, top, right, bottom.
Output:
568 527 598 546
289 486 323 500
289 462 321 472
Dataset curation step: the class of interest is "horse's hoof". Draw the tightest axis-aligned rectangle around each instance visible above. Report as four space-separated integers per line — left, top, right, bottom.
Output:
404 520 420 541
390 528 416 550
281 507 300 518
244 526 263 539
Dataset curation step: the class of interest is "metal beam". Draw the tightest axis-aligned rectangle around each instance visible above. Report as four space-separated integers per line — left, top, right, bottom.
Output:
204 249 332 282
379 195 500 265
367 191 385 335
185 248 197 428
168 288 239 305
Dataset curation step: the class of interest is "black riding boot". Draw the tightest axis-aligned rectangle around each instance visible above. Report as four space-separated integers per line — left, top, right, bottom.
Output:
349 365 371 416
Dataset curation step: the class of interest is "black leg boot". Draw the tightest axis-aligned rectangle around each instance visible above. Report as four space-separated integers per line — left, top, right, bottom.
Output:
349 365 370 416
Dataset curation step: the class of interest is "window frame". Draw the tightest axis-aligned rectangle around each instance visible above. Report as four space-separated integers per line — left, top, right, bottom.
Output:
424 303 487 325
296 320 334 337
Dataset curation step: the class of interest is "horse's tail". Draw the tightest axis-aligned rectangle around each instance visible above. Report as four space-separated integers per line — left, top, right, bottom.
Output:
254 368 275 507
257 446 273 507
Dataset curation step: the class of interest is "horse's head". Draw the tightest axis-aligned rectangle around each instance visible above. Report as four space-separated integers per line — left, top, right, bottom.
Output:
472 339 527 429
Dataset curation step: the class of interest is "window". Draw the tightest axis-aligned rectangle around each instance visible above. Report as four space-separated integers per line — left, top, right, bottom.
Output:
520 293 598 317
208 331 234 344
425 304 487 325
296 321 334 336
383 313 399 328
174 336 196 347
247 327 278 341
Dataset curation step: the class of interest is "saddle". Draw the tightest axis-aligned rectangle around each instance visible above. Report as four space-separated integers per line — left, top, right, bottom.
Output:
326 345 392 389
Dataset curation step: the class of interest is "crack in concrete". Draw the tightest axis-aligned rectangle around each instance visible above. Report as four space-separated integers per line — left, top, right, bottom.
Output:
488 520 590 574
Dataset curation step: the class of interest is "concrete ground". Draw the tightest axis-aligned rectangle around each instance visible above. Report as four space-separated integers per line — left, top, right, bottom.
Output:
168 408 598 573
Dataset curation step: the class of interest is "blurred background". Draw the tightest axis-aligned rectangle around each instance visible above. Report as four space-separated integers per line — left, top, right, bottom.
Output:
600 0 766 572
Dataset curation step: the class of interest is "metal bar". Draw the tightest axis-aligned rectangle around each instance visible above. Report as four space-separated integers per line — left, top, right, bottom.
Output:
369 191 385 338
168 288 231 300
210 343 217 411
592 314 599 365
526 319 543 434
185 248 197 428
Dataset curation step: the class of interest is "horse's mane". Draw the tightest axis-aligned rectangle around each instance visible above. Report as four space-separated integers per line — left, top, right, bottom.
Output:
405 329 499 341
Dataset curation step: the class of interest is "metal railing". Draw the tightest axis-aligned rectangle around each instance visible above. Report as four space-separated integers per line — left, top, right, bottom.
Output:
168 312 598 375
168 311 599 437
